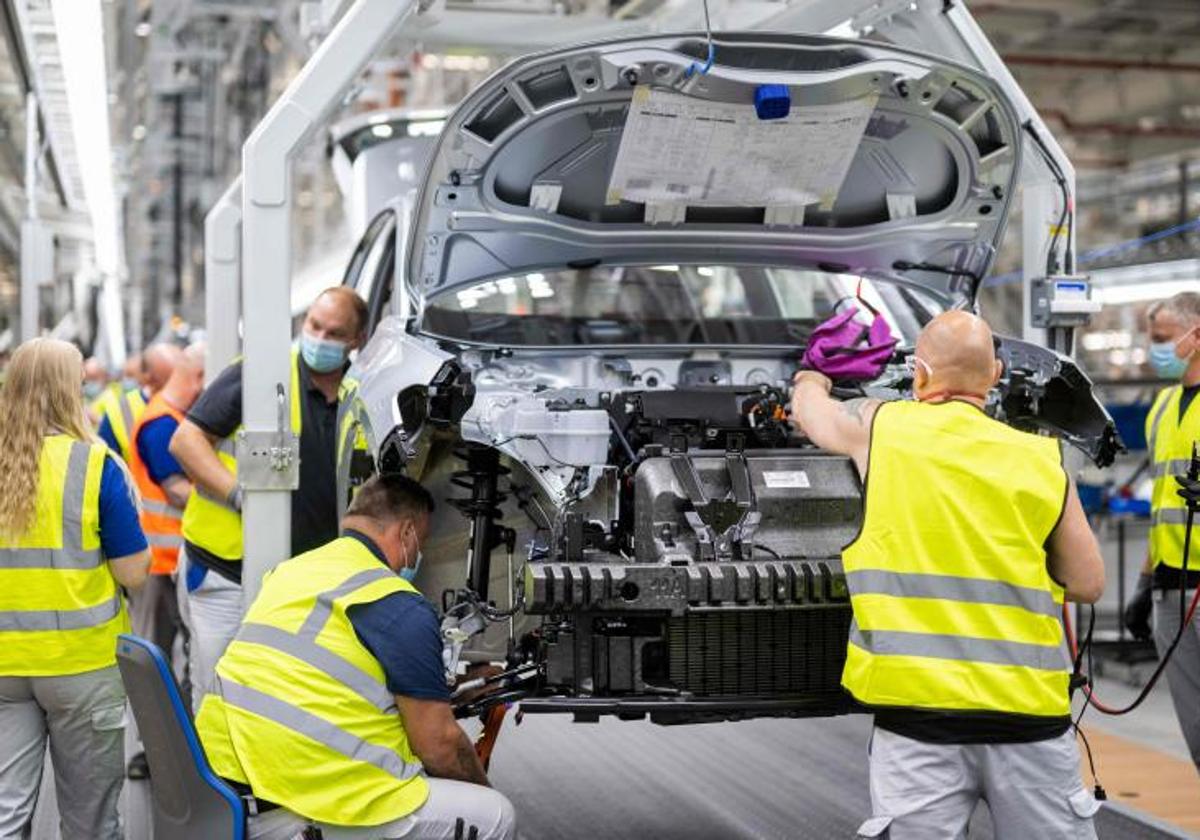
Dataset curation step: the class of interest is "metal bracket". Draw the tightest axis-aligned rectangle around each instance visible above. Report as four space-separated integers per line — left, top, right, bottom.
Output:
236 383 300 490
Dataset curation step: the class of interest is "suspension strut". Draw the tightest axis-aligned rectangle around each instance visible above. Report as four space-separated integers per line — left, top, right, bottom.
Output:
449 445 513 602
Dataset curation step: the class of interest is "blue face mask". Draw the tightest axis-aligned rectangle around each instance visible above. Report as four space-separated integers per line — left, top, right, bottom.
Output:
82 381 105 400
399 550 422 582
300 332 349 373
1150 341 1187 379
121 377 140 392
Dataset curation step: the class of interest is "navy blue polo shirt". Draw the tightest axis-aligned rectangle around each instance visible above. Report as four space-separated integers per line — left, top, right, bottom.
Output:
342 530 450 702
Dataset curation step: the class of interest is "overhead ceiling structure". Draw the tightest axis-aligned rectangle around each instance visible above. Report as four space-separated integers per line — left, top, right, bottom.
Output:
966 0 1200 169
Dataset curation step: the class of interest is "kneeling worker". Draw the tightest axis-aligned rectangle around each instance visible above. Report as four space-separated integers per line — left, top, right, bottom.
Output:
792 310 1106 839
196 473 516 840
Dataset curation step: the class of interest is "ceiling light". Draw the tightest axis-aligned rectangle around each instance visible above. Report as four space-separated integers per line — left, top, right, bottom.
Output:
134 20 151 37
1093 279 1200 306
371 123 394 138
52 0 121 276
131 124 146 141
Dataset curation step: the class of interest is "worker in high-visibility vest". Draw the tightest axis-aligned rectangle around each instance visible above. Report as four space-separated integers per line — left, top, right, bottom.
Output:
196 472 516 839
170 287 368 710
96 344 179 464
124 342 206 780
0 338 151 839
792 310 1106 838
1124 290 1200 773
83 356 113 424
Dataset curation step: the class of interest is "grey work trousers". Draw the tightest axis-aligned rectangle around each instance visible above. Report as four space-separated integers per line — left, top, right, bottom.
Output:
0 666 126 840
247 778 517 840
858 728 1100 839
1153 588 1200 772
177 547 242 713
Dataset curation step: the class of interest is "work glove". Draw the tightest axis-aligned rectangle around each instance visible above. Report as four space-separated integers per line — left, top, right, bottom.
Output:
1123 572 1154 642
1177 475 1200 510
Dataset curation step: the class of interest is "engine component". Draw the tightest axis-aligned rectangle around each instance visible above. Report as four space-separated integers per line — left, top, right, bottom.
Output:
462 392 611 468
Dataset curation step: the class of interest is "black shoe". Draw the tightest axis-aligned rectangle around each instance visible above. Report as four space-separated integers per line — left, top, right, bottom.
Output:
127 751 150 780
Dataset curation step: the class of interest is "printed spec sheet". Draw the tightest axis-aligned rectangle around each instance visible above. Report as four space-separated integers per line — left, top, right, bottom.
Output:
606 86 879 209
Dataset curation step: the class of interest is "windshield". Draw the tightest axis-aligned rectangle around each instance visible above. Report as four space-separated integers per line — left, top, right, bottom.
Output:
420 265 942 347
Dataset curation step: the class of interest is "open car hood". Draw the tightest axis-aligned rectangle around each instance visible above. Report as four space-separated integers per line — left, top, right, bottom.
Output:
407 32 1022 311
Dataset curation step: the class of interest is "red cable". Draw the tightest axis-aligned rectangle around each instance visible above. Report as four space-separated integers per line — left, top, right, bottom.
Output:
1064 585 1200 715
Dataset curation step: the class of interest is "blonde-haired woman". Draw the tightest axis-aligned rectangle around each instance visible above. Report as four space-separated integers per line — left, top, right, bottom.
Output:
0 338 149 839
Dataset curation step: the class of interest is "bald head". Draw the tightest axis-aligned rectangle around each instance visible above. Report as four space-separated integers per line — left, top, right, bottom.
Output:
82 357 108 384
142 343 183 395
161 342 206 409
913 311 1002 401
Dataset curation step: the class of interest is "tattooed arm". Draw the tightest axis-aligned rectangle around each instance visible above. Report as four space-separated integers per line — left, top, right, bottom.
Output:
398 696 491 786
790 371 881 478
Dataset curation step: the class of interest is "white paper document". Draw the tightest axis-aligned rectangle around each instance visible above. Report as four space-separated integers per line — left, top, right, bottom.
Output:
606 86 878 209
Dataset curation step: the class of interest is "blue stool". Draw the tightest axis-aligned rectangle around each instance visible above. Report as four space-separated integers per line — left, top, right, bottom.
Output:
116 634 246 839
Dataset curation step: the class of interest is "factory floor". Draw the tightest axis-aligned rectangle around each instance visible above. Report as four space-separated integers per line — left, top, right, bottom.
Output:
28 678 1194 840
28 519 1199 839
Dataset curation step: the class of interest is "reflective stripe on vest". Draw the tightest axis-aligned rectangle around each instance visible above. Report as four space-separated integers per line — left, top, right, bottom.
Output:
0 436 129 676
195 538 428 825
1146 386 1200 570
180 352 302 562
841 400 1070 719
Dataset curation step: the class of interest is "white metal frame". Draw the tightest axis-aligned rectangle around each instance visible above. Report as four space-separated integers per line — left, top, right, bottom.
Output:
238 0 418 606
204 177 242 384
224 0 1075 604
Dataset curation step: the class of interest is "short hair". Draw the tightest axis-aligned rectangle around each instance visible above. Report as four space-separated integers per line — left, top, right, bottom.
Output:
346 473 435 524
316 287 369 336
1149 291 1200 325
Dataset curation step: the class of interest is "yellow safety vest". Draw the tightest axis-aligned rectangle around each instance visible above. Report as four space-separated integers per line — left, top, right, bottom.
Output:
98 387 148 463
0 435 130 676
335 375 374 515
180 351 302 561
1146 385 1200 571
841 400 1071 718
196 537 428 825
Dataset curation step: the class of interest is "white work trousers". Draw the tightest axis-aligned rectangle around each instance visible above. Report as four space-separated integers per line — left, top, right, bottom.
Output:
247 778 517 840
858 727 1100 839
0 666 127 840
177 548 242 712
1153 588 1200 772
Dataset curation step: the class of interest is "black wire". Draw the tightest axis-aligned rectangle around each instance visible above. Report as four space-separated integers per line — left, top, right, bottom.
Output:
1022 121 1072 275
891 260 983 300
754 543 783 560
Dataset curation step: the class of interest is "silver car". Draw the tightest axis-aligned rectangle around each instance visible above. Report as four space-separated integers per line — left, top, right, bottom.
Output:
337 32 1119 725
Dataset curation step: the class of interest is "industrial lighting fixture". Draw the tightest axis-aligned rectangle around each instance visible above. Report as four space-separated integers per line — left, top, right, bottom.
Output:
371 123 394 138
51 0 122 277
134 20 151 37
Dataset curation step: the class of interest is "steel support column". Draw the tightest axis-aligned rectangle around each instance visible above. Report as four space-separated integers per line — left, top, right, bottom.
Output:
239 0 418 609
204 177 241 384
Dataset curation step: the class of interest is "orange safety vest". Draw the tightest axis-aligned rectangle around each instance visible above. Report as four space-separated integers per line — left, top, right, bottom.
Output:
129 393 186 575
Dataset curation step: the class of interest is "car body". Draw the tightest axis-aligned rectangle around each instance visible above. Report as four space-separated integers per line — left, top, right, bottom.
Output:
337 32 1120 724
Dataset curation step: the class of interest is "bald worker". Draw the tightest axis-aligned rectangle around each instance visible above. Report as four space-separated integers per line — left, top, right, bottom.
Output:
97 344 181 463
170 287 368 709
792 311 1106 839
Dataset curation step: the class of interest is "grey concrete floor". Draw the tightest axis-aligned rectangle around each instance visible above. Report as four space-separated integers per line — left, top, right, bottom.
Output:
29 710 1189 839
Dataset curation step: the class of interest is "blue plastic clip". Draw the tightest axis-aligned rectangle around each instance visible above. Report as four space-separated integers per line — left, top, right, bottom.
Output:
754 84 791 120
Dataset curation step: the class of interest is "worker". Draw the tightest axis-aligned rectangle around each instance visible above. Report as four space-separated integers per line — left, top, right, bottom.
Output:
0 338 151 839
83 356 111 423
121 352 144 392
195 473 517 840
170 287 368 709
1124 290 1200 773
791 310 1106 838
97 343 180 463
124 341 206 779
